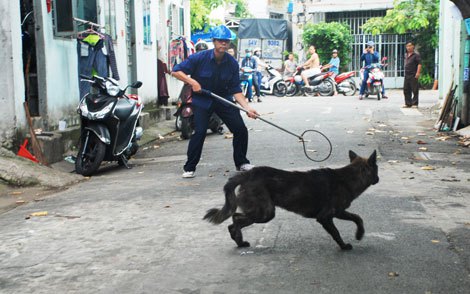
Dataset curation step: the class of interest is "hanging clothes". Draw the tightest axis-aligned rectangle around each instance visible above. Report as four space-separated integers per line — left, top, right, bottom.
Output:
168 38 185 71
157 59 169 106
77 32 120 99
168 36 195 71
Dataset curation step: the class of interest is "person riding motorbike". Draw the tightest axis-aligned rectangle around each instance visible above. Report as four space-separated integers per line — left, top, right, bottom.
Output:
240 48 260 102
359 41 388 100
300 45 321 89
322 49 340 76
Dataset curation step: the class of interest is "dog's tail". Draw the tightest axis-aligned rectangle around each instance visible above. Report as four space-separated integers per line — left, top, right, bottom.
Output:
203 173 244 224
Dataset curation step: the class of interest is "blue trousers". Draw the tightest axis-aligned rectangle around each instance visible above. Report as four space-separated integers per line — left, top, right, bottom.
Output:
184 100 250 172
360 70 385 95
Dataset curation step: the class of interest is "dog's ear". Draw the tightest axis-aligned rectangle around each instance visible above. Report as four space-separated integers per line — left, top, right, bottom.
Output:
349 150 358 162
368 150 377 165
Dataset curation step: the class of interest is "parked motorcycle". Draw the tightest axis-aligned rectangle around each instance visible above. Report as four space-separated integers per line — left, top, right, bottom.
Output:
75 74 144 176
360 57 388 100
260 65 287 97
174 84 224 140
285 68 335 97
239 66 254 101
333 71 357 96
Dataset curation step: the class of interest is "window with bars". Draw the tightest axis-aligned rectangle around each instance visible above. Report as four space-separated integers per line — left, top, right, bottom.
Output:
52 0 116 39
325 10 386 35
143 0 152 46
168 4 185 38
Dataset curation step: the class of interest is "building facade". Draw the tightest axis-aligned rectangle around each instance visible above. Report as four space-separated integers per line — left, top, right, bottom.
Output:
0 0 190 148
291 0 410 88
439 0 470 126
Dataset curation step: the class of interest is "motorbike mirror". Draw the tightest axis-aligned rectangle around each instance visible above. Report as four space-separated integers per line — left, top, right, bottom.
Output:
131 81 143 89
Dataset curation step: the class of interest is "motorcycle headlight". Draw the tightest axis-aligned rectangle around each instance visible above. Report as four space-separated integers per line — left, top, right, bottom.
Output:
105 80 121 97
90 103 114 119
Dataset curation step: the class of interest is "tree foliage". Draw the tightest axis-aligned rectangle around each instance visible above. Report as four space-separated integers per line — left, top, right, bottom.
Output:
302 22 353 69
362 0 440 86
190 0 250 32
232 0 251 18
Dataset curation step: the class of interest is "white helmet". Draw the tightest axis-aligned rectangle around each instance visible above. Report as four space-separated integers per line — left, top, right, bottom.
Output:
195 40 209 52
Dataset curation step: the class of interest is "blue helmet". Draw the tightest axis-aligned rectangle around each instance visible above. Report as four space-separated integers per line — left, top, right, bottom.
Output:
211 25 234 40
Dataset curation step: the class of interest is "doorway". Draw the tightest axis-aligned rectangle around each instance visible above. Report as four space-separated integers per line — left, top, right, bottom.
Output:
20 0 39 116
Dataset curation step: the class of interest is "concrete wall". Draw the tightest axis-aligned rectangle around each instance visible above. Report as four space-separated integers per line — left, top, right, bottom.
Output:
439 0 468 124
133 0 159 104
0 0 25 146
439 1 464 100
36 1 79 128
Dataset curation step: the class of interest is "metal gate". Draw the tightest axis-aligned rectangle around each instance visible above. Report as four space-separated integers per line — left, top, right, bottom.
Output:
326 11 410 87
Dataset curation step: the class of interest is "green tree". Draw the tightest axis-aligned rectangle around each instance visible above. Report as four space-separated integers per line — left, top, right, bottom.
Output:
362 0 439 87
302 22 353 70
231 0 251 18
190 0 250 32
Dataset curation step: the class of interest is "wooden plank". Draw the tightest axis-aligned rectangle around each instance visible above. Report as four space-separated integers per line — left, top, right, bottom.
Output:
23 102 48 166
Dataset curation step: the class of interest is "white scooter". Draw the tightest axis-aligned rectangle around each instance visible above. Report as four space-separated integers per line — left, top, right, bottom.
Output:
259 65 287 97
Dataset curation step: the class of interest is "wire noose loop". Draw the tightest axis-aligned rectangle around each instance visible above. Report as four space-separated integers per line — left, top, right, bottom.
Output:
300 130 333 162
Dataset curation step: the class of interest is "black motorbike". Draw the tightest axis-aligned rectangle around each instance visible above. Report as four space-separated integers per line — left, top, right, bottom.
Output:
174 84 224 139
75 74 144 176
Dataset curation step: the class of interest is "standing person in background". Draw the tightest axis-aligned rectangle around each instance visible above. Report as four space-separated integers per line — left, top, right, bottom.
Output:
300 45 321 88
359 41 388 100
403 41 422 108
283 52 297 78
171 25 258 178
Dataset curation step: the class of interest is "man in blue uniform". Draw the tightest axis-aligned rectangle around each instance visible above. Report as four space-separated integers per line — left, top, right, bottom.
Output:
172 25 258 178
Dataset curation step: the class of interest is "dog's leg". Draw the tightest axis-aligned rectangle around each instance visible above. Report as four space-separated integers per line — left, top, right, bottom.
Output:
336 211 364 240
228 213 254 247
317 217 352 250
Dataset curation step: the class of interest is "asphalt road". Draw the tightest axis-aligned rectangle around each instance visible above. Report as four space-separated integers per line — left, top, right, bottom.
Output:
1 91 469 293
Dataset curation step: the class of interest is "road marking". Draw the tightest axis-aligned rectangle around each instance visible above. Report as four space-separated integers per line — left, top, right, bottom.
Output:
367 232 396 240
321 107 332 114
401 108 423 116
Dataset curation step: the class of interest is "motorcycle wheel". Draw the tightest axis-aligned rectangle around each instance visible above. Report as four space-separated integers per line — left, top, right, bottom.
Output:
375 85 382 100
319 79 335 96
343 80 357 96
285 81 298 97
175 113 182 131
75 132 106 176
273 82 287 97
181 117 194 139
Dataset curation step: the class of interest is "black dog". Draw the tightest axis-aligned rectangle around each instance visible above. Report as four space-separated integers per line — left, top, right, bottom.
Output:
204 150 379 250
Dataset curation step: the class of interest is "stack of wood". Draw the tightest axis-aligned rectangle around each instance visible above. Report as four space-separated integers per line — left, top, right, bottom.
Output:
436 81 458 132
